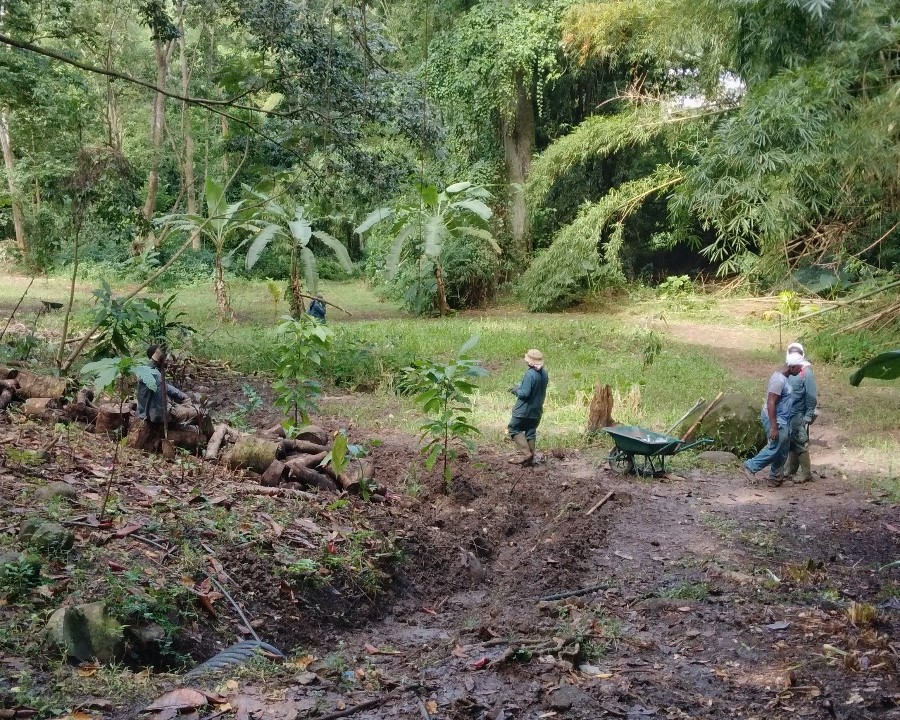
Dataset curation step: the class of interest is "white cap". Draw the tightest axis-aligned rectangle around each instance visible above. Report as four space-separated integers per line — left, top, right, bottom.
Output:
786 351 805 366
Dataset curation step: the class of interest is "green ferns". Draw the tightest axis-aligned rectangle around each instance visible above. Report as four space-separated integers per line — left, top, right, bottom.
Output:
521 165 682 311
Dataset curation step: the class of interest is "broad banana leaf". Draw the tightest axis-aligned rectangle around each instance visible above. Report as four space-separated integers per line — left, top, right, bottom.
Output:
849 350 900 386
354 207 393 235
311 230 353 271
246 224 282 269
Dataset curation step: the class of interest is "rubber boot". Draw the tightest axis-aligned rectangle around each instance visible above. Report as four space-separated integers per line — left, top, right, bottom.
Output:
508 434 533 465
527 439 537 465
798 451 813 483
784 451 799 479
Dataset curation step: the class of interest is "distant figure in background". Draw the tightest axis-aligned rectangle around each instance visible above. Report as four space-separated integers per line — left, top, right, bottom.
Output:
784 341 818 483
136 345 212 436
742 353 804 487
307 295 327 323
507 348 549 466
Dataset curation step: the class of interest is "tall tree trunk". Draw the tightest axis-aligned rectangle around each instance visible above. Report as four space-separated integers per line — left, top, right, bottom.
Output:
434 264 451 316
501 71 535 261
289 245 306 318
138 36 176 253
106 79 123 153
177 7 199 250
214 248 234 322
0 110 26 257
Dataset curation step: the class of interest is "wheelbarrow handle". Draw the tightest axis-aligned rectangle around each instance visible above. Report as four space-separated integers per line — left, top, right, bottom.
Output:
676 438 713 453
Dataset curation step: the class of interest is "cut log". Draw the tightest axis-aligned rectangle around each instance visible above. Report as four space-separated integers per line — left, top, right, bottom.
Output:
95 402 130 437
204 423 230 461
23 397 59 420
260 460 288 487
292 424 328 446
225 436 279 473
0 378 18 392
127 418 159 451
15 370 68 400
285 462 338 492
278 438 327 457
0 366 19 379
284 453 328 474
338 459 374 494
587 383 614 434
166 428 204 454
63 388 98 424
0 389 14 411
258 423 286 439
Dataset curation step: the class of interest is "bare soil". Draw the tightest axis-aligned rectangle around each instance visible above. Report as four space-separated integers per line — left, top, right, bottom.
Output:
1 380 897 719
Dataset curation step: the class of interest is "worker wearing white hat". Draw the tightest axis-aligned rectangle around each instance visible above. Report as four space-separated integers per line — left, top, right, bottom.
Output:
743 353 805 487
784 342 818 483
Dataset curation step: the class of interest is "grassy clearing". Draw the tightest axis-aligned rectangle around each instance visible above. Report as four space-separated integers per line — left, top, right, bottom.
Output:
1 271 897 464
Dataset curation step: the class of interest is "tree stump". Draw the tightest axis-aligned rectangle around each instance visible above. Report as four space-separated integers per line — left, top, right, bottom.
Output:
0 366 19 380
587 382 615 434
95 403 131 437
127 418 159 451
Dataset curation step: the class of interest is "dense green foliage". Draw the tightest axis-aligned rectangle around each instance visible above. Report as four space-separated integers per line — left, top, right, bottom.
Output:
0 0 896 320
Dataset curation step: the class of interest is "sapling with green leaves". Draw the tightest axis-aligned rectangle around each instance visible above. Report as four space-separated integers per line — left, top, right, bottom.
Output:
272 315 334 434
402 335 486 491
322 431 377 500
80 355 157 521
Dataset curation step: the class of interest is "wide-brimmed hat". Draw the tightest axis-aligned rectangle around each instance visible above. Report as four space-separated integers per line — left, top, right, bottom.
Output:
525 349 543 368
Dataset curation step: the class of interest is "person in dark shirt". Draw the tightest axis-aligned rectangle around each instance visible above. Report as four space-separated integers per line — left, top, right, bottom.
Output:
136 345 212 436
507 349 549 466
307 295 327 323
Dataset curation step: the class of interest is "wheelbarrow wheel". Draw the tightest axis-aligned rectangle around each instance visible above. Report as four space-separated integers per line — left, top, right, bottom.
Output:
608 448 635 475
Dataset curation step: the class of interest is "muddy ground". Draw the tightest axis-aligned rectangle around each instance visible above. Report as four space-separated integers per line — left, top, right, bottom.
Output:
0 357 897 720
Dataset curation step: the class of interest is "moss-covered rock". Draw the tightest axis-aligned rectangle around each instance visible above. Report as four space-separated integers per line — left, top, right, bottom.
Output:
18 516 44 544
678 393 765 458
35 481 79 503
45 601 125 663
28 522 75 556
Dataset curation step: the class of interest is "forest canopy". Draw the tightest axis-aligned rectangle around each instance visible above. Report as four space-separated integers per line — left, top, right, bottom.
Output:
0 0 896 316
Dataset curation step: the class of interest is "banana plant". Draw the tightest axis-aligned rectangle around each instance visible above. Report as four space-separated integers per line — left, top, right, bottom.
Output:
157 178 258 321
354 182 500 315
246 190 353 318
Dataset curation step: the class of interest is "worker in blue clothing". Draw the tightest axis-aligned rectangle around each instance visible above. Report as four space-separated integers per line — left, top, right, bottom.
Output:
307 295 327 323
136 345 212 437
784 341 818 483
507 348 549 466
742 352 805 487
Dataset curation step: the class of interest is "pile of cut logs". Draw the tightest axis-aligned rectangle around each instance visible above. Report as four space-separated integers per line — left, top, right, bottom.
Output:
210 423 386 500
0 366 383 500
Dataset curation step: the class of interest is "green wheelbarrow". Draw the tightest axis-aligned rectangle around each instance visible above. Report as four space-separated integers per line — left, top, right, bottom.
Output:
603 425 712 477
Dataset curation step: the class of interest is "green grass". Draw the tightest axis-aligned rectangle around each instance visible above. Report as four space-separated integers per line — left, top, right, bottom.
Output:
1 270 898 463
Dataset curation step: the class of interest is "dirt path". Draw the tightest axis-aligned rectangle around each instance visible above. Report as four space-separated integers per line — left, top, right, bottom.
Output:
130 442 895 720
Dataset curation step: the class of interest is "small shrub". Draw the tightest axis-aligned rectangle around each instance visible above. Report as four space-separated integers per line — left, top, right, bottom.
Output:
272 315 333 430
401 335 486 490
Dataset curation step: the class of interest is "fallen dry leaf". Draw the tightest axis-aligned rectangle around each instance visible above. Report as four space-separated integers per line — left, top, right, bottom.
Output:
144 688 207 712
425 700 438 714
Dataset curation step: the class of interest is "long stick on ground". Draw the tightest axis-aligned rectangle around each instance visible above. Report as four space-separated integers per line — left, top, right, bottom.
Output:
204 571 261 644
539 582 611 602
585 491 614 517
0 276 33 344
